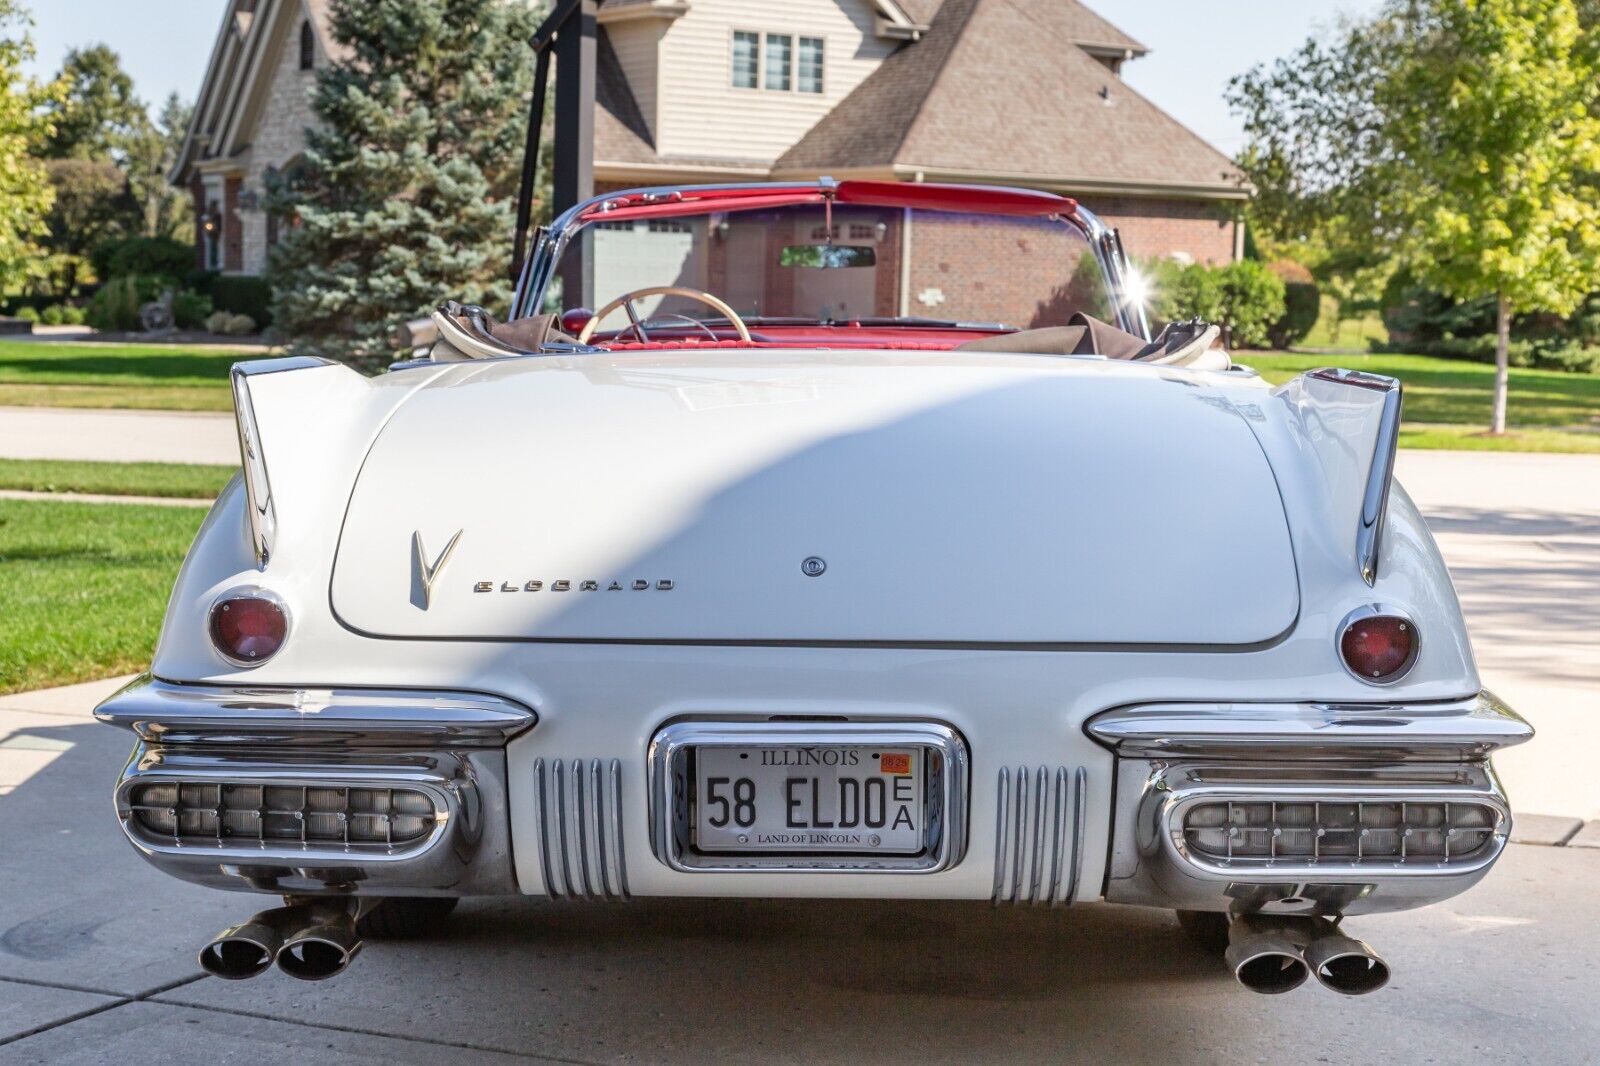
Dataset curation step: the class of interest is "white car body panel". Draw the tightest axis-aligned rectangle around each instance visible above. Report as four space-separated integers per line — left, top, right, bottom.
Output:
331 352 1299 645
139 350 1487 902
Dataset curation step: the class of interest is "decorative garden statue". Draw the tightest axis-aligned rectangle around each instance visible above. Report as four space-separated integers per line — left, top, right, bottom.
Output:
139 289 176 334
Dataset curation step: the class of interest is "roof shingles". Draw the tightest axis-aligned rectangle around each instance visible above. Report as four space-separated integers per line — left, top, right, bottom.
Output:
775 0 1238 194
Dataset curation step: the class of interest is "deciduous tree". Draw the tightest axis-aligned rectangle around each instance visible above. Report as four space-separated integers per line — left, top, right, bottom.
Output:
40 44 146 161
0 1 58 293
266 0 540 364
1231 0 1600 433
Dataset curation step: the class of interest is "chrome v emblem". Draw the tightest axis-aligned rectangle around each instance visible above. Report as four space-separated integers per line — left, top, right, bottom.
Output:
412 529 463 610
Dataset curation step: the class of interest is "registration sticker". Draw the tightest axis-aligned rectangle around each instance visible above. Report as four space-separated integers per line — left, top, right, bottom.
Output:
879 753 912 775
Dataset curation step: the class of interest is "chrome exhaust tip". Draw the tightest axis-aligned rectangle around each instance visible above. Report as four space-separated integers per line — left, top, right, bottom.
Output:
1305 926 1390 996
275 902 363 981
1224 916 1310 995
198 906 304 980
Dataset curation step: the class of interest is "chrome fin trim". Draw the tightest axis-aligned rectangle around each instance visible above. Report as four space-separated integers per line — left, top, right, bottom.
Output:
229 356 335 569
1309 367 1402 586
94 676 537 748
1084 692 1532 761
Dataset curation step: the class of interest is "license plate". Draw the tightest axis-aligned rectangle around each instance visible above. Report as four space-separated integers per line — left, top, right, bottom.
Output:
694 745 924 854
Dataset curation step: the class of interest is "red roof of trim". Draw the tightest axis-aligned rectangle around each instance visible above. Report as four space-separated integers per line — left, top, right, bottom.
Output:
576 181 1077 223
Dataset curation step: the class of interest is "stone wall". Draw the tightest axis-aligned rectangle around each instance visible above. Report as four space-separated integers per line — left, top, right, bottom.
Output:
238 10 323 275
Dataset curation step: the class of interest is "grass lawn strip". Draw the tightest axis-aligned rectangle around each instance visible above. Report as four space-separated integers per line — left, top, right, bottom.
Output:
0 459 236 499
0 339 240 411
1244 352 1600 453
0 498 206 695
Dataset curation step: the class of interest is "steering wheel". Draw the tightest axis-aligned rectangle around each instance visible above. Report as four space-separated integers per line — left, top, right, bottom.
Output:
578 286 753 345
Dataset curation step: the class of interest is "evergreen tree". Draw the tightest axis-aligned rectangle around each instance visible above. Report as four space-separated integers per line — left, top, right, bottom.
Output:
266 0 540 364
0 1 59 293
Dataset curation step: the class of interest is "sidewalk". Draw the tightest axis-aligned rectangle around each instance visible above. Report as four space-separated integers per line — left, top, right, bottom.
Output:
0 406 237 465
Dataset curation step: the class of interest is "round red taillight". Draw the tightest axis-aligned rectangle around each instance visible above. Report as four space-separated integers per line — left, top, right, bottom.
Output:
209 590 288 666
1338 608 1418 684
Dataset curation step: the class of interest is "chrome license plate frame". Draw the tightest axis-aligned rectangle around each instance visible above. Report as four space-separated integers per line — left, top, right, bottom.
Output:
647 721 969 873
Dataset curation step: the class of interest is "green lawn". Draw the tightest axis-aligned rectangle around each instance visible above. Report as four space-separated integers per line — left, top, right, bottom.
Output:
0 339 244 410
0 459 236 499
1296 306 1388 352
0 498 205 694
1242 351 1600 452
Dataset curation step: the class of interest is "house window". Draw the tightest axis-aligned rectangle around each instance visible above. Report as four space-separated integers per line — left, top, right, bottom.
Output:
733 32 823 94
299 20 315 70
798 37 824 94
731 31 759 89
764 34 792 91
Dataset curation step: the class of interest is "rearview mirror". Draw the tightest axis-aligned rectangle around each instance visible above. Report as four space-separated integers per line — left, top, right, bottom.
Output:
779 244 877 268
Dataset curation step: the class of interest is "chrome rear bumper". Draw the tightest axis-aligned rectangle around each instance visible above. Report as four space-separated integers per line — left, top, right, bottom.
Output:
1089 692 1532 916
98 677 1531 915
97 676 534 896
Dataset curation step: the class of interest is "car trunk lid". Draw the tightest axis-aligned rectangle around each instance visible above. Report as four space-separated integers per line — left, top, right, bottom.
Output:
330 352 1298 645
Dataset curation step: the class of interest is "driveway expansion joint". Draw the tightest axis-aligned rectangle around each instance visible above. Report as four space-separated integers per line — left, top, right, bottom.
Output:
146 996 600 1064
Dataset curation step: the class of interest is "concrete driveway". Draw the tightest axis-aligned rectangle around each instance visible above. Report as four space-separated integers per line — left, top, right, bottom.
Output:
0 678 1594 1062
0 407 237 465
1396 451 1600 820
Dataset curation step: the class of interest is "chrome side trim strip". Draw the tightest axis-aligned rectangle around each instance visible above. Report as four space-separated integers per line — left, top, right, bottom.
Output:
534 757 630 900
1085 692 1532 760
229 356 335 569
648 721 969 874
1309 367 1402 585
95 676 537 748
992 764 1084 906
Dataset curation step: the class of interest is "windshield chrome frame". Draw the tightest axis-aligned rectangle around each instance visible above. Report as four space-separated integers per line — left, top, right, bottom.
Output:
511 181 1151 340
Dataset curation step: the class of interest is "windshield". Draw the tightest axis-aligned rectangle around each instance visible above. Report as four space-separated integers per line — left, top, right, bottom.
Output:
544 203 1118 339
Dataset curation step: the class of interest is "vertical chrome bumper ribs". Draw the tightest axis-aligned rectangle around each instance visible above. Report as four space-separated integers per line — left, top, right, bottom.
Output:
991 766 1087 906
531 757 630 900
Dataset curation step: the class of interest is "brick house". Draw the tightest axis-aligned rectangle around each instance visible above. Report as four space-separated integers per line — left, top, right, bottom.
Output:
173 0 1246 279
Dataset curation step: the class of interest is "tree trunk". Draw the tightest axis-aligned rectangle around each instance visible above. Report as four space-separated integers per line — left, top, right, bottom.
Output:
1491 292 1510 435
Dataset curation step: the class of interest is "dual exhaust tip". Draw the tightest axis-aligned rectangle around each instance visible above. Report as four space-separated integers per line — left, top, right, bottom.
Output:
1225 915 1390 996
199 900 365 982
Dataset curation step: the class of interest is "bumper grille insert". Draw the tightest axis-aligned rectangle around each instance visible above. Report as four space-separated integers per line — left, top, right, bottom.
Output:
1182 799 1499 865
127 781 438 849
992 765 1086 905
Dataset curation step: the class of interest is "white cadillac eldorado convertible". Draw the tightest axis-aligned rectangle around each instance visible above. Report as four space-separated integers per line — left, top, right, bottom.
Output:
97 181 1531 994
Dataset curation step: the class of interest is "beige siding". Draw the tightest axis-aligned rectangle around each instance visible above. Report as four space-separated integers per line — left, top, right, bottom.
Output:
655 0 894 163
606 18 664 139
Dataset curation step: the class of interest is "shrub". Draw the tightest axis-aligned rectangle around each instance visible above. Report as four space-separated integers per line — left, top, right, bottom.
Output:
1215 260 1287 349
86 275 153 332
1143 259 1287 348
205 310 258 336
39 304 85 326
1267 261 1320 348
211 276 273 328
14 306 40 323
1144 258 1223 325
173 291 212 330
91 236 194 286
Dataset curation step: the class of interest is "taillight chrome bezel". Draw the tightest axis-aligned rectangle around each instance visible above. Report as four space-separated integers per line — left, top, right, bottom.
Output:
208 586 290 668
1336 604 1419 686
